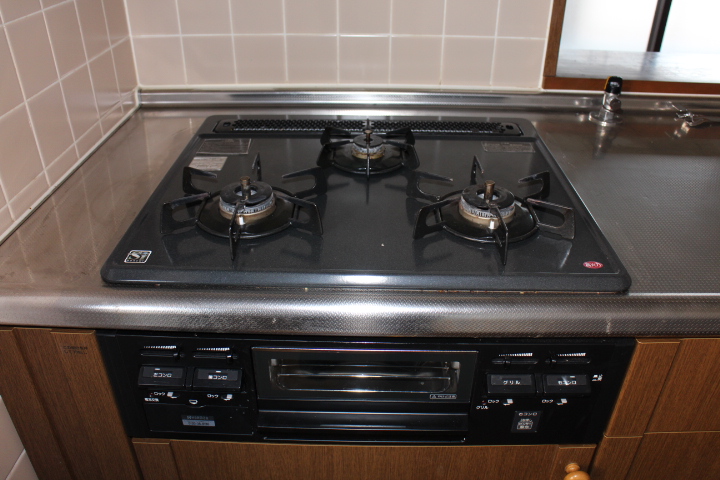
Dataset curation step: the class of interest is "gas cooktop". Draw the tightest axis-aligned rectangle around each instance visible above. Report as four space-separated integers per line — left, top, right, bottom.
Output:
101 115 631 292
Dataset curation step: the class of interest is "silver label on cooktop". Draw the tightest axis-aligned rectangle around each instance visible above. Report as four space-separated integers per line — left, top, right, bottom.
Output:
482 141 535 153
197 138 251 155
124 250 152 263
189 156 227 172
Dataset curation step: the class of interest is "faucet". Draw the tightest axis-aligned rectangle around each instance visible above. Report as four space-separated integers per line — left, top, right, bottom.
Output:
590 76 623 125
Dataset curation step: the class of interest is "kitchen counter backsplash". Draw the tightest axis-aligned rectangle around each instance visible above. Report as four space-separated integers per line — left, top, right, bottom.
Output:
126 0 553 90
0 0 137 242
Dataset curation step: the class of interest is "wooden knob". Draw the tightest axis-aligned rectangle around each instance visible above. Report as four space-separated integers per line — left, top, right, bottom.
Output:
564 463 590 480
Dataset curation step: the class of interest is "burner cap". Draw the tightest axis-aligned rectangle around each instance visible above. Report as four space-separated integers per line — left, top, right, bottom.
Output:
459 181 516 228
351 131 386 160
218 177 276 223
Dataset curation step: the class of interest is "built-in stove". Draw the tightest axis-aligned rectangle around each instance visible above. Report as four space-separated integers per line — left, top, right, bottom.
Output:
101 116 631 292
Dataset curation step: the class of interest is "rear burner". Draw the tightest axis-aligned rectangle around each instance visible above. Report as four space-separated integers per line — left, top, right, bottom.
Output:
318 120 419 178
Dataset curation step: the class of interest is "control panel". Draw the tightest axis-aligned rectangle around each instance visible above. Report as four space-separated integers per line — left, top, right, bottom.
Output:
99 332 634 445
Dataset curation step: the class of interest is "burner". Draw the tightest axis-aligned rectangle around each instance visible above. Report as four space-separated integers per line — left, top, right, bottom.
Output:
458 181 516 229
162 154 323 260
317 120 419 179
351 131 386 160
218 177 276 224
412 156 575 265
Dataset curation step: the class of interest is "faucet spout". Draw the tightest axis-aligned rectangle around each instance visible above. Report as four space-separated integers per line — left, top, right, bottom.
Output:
590 76 623 125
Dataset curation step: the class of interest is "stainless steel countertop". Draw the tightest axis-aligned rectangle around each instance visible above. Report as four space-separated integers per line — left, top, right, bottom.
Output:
2 92 720 337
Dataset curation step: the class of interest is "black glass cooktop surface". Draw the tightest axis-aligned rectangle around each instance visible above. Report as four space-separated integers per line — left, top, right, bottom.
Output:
101 115 630 292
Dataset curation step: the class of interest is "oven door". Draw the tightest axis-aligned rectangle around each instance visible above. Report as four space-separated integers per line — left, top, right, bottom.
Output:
253 347 477 403
252 347 477 437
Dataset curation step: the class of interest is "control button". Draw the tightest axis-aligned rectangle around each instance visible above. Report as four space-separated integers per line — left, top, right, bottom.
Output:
487 374 535 395
192 368 242 390
511 411 541 433
543 374 591 394
138 366 186 387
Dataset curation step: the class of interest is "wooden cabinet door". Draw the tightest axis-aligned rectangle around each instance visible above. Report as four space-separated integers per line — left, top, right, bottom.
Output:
134 440 595 480
0 327 141 480
647 338 720 432
625 432 720 480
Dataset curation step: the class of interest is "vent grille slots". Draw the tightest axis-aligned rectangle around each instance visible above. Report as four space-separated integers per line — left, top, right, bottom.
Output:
213 119 521 135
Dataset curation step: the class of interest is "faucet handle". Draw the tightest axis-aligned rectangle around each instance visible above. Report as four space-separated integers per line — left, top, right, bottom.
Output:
604 76 623 95
590 76 623 125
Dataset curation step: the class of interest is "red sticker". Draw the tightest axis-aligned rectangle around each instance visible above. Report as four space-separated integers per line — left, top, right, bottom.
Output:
583 261 604 269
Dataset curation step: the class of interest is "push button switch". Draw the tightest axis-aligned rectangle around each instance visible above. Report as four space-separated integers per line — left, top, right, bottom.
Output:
192 368 242 390
138 366 186 387
487 374 535 395
543 374 591 394
511 411 541 433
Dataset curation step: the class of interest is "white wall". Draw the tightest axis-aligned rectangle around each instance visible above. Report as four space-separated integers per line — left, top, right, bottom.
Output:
0 397 37 480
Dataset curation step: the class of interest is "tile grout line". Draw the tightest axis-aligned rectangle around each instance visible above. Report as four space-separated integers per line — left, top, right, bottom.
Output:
90 0 113 119
228 0 238 84
489 0 502 87
66 0 100 156
0 0 73 28
388 0 394 84
129 32 546 40
1 16 43 217
29 7 64 185
439 0 448 86
538 0 554 89
121 0 142 88
281 0 288 82
174 0 188 84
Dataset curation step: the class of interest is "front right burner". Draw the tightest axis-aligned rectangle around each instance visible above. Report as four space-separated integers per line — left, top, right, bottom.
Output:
412 156 575 265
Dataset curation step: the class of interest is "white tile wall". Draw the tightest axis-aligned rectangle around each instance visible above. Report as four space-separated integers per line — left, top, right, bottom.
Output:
0 397 37 480
126 0 554 89
0 0 137 243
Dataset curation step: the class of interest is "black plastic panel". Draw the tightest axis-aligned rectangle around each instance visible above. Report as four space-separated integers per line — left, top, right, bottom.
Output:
99 332 635 446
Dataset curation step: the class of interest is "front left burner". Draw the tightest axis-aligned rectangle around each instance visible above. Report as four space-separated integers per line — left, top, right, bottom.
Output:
162 154 323 261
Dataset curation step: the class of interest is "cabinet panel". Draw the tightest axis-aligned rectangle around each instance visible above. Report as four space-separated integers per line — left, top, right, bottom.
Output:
549 445 595 480
170 442 560 480
0 328 73 480
604 339 680 437
133 439 180 480
590 435 642 480
626 432 720 480
0 327 142 480
51 330 141 480
14 328 106 480
647 338 720 432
